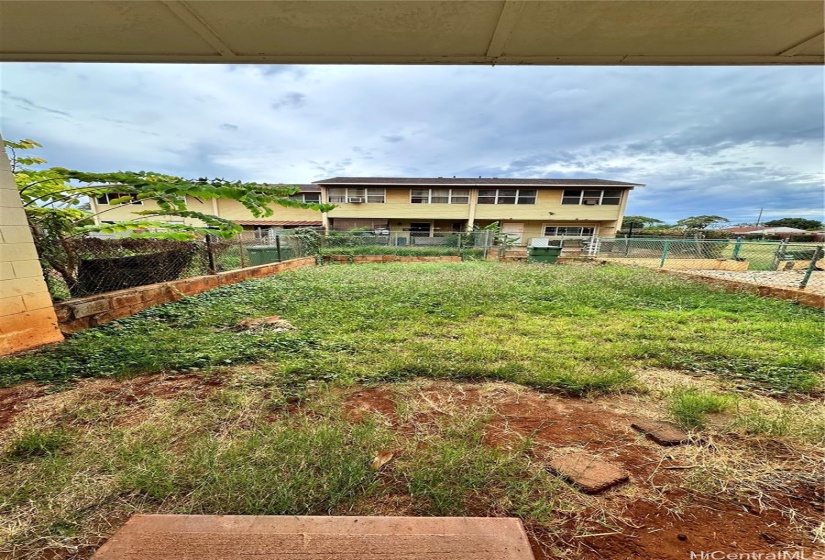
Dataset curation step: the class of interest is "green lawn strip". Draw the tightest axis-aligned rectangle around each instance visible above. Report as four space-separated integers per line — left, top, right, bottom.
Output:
0 263 821 395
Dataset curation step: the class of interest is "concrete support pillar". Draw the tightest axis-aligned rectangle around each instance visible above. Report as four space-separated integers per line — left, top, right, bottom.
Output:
466 188 478 231
0 137 64 354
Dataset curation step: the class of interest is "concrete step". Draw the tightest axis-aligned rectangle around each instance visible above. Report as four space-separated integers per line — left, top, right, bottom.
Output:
92 515 536 560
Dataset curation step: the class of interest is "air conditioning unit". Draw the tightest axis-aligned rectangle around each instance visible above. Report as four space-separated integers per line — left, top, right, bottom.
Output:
347 197 365 203
584 199 598 205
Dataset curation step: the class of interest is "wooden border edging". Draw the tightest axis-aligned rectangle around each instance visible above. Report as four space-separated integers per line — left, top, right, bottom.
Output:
656 269 824 309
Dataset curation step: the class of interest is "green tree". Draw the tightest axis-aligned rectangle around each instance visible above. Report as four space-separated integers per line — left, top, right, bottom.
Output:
622 215 664 229
675 215 730 230
763 218 823 230
7 138 334 295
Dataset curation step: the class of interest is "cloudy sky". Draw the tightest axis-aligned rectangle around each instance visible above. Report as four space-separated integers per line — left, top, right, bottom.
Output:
1 63 822 224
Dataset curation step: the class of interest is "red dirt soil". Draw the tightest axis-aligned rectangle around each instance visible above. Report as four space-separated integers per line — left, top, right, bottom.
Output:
0 382 48 430
343 383 824 560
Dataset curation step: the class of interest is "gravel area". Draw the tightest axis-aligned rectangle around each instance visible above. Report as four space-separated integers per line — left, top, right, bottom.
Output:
678 270 825 295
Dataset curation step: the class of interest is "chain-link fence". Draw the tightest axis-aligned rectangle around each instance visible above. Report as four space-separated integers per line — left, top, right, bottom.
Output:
41 231 321 301
40 229 496 301
318 230 493 260
588 238 824 292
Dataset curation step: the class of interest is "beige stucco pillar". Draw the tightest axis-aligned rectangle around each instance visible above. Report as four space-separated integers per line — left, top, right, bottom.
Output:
0 136 64 354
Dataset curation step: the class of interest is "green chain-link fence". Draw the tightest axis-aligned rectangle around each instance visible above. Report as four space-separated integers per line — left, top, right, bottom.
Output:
588 238 823 291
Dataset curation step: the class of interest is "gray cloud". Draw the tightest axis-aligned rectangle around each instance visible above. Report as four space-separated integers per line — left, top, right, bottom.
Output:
220 123 239 131
2 91 71 117
1 63 821 223
272 92 306 109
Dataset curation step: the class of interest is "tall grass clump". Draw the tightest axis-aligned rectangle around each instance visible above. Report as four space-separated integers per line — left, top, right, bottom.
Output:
668 388 737 428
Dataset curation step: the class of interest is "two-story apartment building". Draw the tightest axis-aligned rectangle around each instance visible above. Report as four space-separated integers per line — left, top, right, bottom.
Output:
315 177 643 245
90 184 325 236
89 177 642 245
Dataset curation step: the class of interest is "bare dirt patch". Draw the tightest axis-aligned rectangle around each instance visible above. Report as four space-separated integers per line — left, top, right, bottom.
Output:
339 381 824 560
0 383 49 430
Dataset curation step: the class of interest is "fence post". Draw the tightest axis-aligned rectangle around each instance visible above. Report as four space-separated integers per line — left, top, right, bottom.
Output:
275 233 283 262
659 240 671 268
771 238 790 270
456 232 462 257
205 235 216 274
731 236 743 260
799 245 823 289
237 234 246 269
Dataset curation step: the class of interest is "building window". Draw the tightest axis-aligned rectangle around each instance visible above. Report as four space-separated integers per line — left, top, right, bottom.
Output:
95 193 142 205
561 189 622 205
327 187 385 203
410 188 470 204
543 226 595 237
477 189 537 204
288 193 321 203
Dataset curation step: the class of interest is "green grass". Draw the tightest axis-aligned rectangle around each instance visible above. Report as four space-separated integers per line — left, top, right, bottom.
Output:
0 386 559 555
668 388 737 428
399 413 559 520
1 262 822 395
5 428 73 460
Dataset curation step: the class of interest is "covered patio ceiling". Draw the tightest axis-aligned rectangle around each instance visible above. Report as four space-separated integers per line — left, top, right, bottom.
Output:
0 1 822 65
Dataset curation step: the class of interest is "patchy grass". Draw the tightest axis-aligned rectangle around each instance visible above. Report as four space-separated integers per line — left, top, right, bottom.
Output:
1 263 822 396
2 262 824 558
0 380 563 557
730 401 825 443
668 388 737 428
1 377 822 559
5 428 72 461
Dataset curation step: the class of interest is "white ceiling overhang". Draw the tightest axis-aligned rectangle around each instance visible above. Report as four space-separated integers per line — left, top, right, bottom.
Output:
0 1 821 65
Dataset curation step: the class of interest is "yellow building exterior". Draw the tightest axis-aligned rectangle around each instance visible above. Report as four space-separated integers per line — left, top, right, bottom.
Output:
90 177 642 245
316 177 642 245
90 185 325 237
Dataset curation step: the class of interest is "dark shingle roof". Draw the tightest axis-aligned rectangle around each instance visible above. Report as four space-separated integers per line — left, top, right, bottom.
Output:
292 184 322 193
313 177 643 187
235 220 322 226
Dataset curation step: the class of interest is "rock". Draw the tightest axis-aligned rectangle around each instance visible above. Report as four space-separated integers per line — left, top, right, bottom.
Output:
631 420 691 446
233 316 296 332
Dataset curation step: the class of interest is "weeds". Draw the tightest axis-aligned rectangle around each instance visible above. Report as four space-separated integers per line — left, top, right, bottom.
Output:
1 263 821 396
668 388 737 428
4 429 72 460
730 402 825 444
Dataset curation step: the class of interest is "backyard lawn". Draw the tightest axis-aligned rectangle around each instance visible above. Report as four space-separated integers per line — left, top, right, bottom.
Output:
0 262 823 559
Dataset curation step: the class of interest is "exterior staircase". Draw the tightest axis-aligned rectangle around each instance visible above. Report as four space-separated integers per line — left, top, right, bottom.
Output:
500 247 528 262
499 240 591 263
